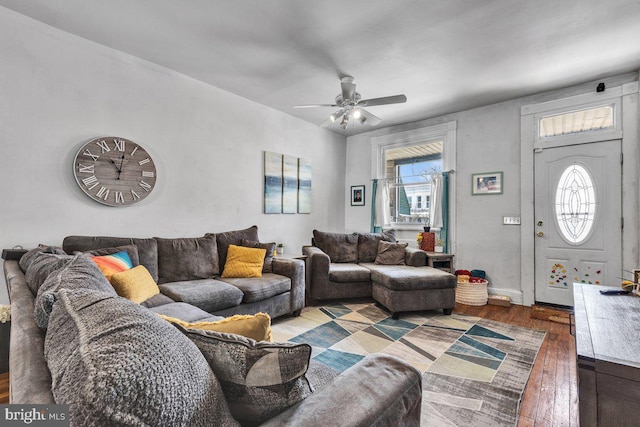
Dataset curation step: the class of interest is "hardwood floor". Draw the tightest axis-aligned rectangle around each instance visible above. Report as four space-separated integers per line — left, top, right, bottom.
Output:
455 302 578 427
0 372 9 404
0 304 578 425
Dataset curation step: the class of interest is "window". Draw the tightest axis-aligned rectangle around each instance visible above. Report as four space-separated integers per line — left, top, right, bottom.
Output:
386 141 442 226
372 121 456 231
555 164 596 245
539 105 614 138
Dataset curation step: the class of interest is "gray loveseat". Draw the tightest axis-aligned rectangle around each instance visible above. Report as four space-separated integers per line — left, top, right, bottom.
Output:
3 226 423 426
304 229 457 318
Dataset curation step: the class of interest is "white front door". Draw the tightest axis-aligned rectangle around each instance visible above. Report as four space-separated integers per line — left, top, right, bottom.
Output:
534 140 622 306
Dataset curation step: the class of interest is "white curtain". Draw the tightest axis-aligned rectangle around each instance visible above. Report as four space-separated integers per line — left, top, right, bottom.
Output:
374 180 390 228
429 174 443 228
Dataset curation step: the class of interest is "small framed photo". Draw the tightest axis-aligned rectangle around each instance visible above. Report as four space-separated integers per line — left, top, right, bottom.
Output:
472 172 503 195
351 185 365 206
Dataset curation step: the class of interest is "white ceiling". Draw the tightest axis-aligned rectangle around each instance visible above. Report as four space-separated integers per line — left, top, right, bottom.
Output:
2 0 640 136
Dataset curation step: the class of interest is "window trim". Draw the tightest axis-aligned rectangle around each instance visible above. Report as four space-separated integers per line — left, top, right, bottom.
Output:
371 121 456 237
523 89 623 149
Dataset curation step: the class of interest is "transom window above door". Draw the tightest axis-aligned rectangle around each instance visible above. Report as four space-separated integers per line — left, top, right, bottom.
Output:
538 105 614 138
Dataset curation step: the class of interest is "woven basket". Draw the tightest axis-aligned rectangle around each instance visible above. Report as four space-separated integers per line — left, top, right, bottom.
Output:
455 280 489 306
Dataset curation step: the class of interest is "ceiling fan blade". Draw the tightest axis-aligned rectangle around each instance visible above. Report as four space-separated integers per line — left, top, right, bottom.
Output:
293 104 338 108
359 109 382 126
340 76 356 103
358 94 407 107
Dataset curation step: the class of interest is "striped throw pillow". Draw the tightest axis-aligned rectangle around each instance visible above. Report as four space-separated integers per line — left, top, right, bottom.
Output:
91 251 133 282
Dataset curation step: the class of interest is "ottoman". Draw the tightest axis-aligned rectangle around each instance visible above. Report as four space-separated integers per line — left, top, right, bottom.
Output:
366 264 457 319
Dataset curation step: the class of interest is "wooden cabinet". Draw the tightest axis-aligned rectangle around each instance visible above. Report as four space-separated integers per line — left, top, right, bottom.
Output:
573 283 640 427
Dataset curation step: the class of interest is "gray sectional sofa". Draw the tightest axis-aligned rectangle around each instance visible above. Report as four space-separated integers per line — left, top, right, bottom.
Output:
3 225 423 426
304 229 457 318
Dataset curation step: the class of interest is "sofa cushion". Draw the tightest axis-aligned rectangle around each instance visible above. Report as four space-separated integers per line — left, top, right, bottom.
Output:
149 301 223 322
374 241 408 265
207 225 259 271
110 265 160 304
140 293 175 308
181 327 312 425
45 288 238 426
82 244 140 268
155 235 218 284
220 274 291 303
160 312 272 341
34 254 116 330
24 252 74 296
328 263 372 283
242 239 276 273
159 279 244 312
313 230 359 263
357 230 396 263
366 264 457 291
221 245 266 278
19 244 67 273
90 251 134 282
63 236 159 283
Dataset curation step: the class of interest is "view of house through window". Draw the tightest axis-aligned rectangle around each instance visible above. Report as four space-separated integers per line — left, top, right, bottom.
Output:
385 141 443 226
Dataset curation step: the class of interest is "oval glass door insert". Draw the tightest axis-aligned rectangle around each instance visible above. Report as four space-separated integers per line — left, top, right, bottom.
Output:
554 163 596 245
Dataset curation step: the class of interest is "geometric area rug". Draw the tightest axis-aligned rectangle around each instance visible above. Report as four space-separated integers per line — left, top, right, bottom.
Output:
271 301 546 427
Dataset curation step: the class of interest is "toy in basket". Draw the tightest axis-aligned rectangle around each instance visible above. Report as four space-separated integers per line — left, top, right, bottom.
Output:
455 269 489 306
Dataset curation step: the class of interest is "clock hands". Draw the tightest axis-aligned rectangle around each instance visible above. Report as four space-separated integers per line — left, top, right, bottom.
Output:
116 153 125 180
110 154 126 180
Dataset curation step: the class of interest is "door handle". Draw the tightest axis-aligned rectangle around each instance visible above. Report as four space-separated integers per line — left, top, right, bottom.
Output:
536 231 544 237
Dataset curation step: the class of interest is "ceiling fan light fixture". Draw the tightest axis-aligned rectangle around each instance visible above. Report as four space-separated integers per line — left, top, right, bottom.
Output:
352 108 362 119
340 114 350 129
358 114 367 124
329 108 345 122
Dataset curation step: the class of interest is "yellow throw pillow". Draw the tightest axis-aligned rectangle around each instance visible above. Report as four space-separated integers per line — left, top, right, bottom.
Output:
160 312 272 342
221 245 266 278
110 265 160 304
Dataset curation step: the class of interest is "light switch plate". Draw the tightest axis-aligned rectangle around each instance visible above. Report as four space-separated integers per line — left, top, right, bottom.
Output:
503 216 521 225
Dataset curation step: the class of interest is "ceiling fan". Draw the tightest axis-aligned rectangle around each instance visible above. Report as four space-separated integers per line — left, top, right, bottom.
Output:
294 76 407 129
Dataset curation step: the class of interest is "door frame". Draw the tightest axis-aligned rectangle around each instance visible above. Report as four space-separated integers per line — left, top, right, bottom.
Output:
520 82 639 306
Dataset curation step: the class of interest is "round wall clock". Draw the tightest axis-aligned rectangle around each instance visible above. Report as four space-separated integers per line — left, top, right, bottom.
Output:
73 136 157 207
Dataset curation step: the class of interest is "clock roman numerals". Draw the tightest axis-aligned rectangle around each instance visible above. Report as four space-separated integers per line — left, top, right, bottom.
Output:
78 164 94 174
82 175 99 190
96 186 110 200
83 149 99 161
113 139 125 151
96 140 111 153
114 191 125 204
74 137 156 206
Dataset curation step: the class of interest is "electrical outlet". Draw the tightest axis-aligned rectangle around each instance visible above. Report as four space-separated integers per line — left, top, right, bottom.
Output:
503 216 521 225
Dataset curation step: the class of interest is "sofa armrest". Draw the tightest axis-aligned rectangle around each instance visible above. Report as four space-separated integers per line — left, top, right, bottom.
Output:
405 247 427 267
4 260 55 404
271 257 305 314
301 246 330 301
261 354 422 427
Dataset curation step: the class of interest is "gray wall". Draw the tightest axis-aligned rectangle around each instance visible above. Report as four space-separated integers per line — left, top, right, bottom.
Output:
0 8 346 303
346 73 639 304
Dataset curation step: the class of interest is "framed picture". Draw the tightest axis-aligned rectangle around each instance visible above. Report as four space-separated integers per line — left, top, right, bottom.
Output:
351 185 365 206
472 172 503 195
